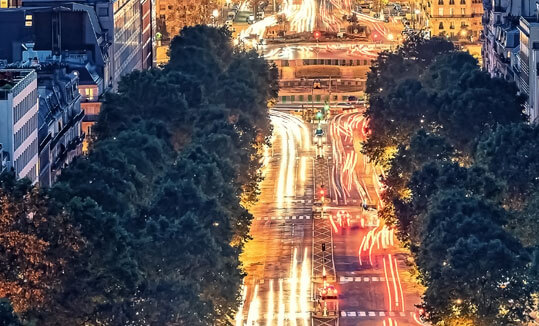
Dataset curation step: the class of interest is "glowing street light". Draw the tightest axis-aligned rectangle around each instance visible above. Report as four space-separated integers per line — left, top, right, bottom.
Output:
212 9 220 17
387 33 394 41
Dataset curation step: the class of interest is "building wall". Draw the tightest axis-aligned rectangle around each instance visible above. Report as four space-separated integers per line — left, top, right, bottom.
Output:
425 0 483 41
156 0 211 40
519 16 539 122
112 0 143 86
0 70 39 183
141 0 153 69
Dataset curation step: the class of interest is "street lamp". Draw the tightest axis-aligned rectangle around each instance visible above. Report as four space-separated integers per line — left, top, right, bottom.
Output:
212 9 219 18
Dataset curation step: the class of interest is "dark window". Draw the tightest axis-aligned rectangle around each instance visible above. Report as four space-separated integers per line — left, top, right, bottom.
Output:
439 22 444 29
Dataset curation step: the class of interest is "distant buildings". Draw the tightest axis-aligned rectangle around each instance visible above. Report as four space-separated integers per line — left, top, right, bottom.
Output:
0 69 39 183
0 66 84 185
517 13 539 121
481 0 539 121
156 0 212 41
418 0 483 42
37 65 84 187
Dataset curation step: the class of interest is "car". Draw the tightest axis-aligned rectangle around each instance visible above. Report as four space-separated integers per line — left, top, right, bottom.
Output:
315 128 324 136
225 20 233 27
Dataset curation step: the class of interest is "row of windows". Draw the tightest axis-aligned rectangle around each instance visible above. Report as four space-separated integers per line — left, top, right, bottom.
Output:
301 59 372 66
439 21 468 29
438 0 466 4
14 112 37 149
438 8 470 15
14 137 37 175
280 94 360 103
13 88 37 124
22 165 37 183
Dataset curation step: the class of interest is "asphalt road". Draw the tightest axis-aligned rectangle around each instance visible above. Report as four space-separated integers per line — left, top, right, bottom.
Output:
327 112 424 326
236 111 315 325
235 110 423 326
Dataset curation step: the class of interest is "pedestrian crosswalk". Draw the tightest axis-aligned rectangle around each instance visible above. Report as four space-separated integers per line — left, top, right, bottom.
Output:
340 310 413 318
254 215 311 221
338 275 385 283
254 214 378 223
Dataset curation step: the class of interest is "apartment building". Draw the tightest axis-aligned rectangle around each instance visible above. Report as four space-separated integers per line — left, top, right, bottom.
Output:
420 0 483 42
0 69 39 183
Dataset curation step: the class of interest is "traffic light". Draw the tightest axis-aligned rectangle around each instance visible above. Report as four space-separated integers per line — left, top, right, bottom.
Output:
324 102 329 112
316 111 323 120
314 30 321 40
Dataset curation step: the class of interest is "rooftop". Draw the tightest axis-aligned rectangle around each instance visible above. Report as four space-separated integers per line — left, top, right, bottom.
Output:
0 69 35 93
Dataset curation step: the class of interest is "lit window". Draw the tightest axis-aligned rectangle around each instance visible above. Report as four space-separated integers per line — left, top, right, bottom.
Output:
25 14 32 26
438 7 443 15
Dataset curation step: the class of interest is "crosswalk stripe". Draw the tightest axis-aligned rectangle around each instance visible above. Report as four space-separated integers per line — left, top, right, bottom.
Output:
339 310 417 318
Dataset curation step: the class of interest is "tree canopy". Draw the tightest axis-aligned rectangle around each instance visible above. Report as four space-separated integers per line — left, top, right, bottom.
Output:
363 35 537 325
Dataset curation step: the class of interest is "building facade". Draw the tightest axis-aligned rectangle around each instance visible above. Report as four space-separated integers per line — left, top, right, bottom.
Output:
420 0 483 42
481 0 535 80
516 13 539 122
37 66 84 187
156 0 211 41
0 69 39 183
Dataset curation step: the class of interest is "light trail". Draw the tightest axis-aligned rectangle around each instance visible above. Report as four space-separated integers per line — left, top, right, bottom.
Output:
278 279 285 326
383 258 393 312
299 247 310 326
394 257 406 312
246 284 260 325
267 279 274 325
289 247 298 325
388 254 400 310
271 111 309 208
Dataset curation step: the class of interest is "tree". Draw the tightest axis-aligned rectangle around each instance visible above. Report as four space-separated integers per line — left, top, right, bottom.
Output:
0 25 278 325
417 190 535 326
381 130 454 237
0 300 21 326
475 123 539 209
402 162 503 247
167 25 233 91
0 173 82 315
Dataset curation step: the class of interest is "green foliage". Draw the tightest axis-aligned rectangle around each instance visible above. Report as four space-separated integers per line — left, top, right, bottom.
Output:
364 36 536 325
0 173 82 316
363 40 525 166
475 123 539 209
417 190 535 326
0 300 21 326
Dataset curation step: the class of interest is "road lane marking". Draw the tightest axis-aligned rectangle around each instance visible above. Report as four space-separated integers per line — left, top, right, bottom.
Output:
347 312 357 317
